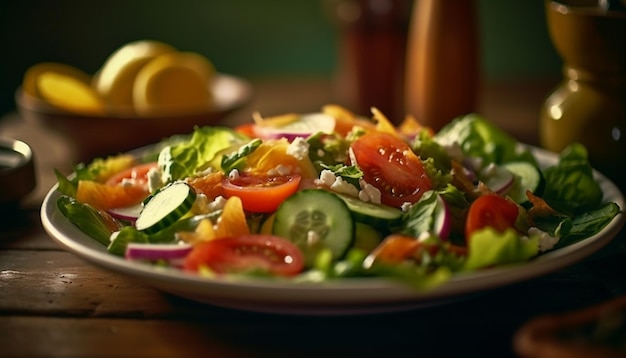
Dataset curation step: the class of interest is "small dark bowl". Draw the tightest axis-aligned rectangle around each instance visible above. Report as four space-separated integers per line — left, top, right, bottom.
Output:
0 138 35 205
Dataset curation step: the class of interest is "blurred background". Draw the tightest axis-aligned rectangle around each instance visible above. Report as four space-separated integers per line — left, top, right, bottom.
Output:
0 0 561 118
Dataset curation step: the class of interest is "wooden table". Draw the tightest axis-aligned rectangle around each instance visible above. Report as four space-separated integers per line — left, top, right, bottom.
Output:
2 77 626 358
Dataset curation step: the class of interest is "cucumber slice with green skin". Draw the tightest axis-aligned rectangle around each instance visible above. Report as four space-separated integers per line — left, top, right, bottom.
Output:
135 181 196 234
272 189 354 267
336 193 402 230
502 161 544 204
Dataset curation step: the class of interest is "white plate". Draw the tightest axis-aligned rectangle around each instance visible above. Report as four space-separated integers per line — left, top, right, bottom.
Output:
41 147 626 315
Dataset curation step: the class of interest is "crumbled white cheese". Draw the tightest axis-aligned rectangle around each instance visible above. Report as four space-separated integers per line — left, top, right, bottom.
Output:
228 169 240 180
330 176 359 196
315 169 359 196
147 166 163 193
191 193 209 214
316 169 336 187
401 202 413 212
267 164 291 176
286 137 310 160
190 193 227 215
317 148 325 157
528 227 560 252
120 177 135 187
307 230 320 247
358 178 382 204
207 195 228 213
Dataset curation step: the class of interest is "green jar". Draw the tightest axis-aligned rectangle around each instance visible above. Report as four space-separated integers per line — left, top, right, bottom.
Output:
540 0 626 187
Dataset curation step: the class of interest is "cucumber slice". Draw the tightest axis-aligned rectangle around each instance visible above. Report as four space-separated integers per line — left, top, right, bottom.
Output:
336 193 402 230
353 222 383 252
135 181 196 234
502 161 544 204
272 189 354 267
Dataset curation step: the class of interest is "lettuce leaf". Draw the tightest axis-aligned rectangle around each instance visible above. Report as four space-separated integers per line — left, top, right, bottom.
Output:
158 126 247 182
542 143 603 215
463 227 538 270
434 113 536 166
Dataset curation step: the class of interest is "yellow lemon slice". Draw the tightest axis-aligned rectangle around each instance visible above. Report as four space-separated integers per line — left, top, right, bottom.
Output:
133 51 215 116
95 40 177 110
36 71 105 115
22 62 92 98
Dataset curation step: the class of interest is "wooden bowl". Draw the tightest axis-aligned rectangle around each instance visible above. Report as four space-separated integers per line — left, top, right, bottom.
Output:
16 73 253 163
514 295 626 358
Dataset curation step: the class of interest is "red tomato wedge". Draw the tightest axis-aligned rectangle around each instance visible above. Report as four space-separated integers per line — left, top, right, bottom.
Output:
465 194 520 241
350 131 432 207
105 162 158 187
222 173 301 213
183 234 305 277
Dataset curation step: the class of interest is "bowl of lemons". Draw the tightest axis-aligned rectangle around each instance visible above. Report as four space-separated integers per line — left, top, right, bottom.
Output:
16 40 253 162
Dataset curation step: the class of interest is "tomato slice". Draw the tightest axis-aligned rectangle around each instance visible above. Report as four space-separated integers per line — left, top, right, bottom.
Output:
105 162 158 187
350 131 432 207
222 173 301 213
465 194 520 241
183 234 305 277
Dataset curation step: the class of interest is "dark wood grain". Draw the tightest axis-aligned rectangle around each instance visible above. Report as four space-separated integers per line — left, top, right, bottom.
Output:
1 77 625 358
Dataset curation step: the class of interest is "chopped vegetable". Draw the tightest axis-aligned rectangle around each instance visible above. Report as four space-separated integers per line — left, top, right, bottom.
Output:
135 181 196 234
273 189 354 267
53 107 622 290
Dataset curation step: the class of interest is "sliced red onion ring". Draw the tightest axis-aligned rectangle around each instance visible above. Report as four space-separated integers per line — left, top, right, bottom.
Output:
107 203 143 223
433 195 451 240
125 242 193 262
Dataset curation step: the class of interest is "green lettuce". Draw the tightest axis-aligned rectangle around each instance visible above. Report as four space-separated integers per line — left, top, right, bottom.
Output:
434 113 536 166
56 195 118 246
542 143 603 215
158 126 248 182
463 227 538 270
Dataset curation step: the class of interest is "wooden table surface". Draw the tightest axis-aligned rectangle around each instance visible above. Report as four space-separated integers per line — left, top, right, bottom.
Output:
1 76 626 358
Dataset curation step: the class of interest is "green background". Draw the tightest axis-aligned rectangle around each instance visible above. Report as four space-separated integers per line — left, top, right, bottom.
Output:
0 0 561 117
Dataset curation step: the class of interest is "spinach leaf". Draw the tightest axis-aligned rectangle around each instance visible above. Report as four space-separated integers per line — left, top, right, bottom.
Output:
542 143 603 215
557 202 622 247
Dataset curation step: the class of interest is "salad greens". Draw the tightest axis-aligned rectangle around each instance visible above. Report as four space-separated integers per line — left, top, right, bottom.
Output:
158 126 248 182
54 111 623 289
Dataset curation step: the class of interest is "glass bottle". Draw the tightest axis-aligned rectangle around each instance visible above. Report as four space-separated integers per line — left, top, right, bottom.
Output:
540 1 626 187
404 0 480 131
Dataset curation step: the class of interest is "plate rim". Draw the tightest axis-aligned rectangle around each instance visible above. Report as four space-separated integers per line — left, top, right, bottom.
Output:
40 145 626 315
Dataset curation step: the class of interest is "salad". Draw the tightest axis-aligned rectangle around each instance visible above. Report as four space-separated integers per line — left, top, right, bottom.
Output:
53 106 622 289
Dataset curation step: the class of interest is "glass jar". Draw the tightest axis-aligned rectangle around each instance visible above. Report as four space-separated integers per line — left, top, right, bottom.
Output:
540 0 626 187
